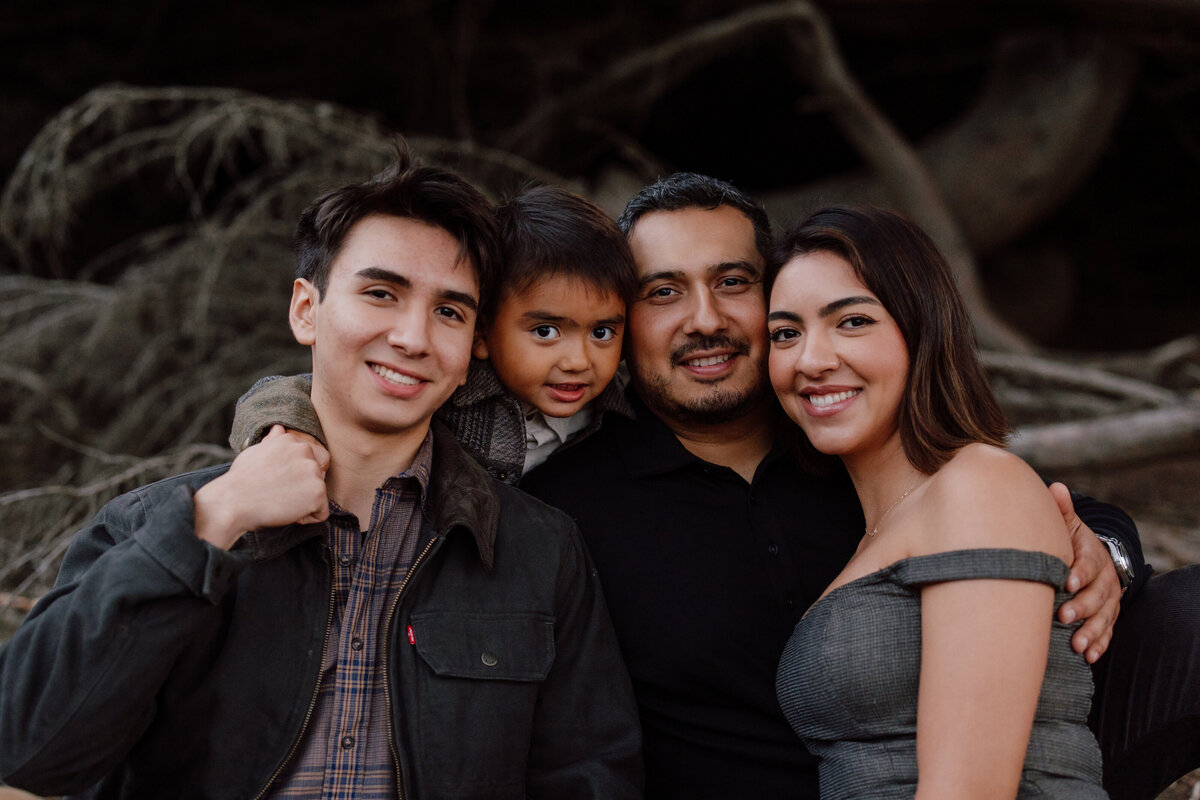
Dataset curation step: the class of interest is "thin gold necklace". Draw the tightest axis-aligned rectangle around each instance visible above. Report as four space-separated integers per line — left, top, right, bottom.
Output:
865 474 924 537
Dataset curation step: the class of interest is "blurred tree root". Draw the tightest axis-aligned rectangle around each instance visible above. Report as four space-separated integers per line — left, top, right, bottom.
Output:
1 77 1198 620
0 85 557 616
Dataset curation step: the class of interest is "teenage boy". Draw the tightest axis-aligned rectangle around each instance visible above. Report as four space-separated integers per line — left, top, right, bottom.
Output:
0 154 642 799
232 185 639 484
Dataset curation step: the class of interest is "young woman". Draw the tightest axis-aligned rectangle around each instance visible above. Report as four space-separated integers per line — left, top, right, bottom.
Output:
769 206 1106 799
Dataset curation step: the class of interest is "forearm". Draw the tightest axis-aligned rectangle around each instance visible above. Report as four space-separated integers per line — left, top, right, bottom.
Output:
229 373 324 451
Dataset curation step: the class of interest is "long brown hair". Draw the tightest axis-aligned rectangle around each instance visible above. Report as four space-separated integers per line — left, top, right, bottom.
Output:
768 205 1010 473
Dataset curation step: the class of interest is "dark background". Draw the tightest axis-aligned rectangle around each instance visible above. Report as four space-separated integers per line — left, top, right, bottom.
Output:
3 0 1199 350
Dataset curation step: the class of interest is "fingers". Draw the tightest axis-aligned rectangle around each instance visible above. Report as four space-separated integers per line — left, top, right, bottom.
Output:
1062 580 1120 662
1060 543 1123 662
1048 482 1079 531
1065 535 1104 593
306 440 331 473
1052 485 1123 662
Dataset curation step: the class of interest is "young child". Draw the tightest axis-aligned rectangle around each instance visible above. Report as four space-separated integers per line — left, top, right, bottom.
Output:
231 185 639 484
439 185 638 481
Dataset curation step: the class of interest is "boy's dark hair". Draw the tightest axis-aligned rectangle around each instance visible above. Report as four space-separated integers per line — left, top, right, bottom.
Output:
617 172 773 266
489 185 637 319
768 205 1010 473
295 142 501 305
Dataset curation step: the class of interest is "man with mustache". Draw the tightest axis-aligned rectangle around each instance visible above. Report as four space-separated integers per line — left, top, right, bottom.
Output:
231 171 1197 799
520 172 1198 800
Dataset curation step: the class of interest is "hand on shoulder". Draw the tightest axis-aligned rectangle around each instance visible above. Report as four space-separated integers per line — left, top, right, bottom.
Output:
195 425 330 550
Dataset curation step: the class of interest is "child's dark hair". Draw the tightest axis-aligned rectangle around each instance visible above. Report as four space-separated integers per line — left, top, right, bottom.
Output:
489 185 637 319
296 142 500 303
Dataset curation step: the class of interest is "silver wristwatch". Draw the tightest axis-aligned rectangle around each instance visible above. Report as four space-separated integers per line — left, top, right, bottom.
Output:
1095 534 1134 593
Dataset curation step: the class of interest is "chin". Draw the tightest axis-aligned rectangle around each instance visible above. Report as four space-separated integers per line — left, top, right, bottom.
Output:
801 433 856 458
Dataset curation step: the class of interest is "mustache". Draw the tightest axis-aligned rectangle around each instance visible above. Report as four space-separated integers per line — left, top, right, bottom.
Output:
670 335 751 364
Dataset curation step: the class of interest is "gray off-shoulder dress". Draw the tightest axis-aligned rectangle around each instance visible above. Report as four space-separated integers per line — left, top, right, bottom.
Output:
776 548 1107 799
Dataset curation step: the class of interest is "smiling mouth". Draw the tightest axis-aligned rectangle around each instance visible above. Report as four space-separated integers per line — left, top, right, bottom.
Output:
806 389 861 408
683 354 733 368
372 364 421 386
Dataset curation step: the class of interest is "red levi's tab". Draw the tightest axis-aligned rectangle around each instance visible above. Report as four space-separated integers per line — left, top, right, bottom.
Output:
407 624 416 645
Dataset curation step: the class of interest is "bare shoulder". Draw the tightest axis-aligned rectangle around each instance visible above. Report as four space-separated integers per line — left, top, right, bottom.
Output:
920 444 1072 561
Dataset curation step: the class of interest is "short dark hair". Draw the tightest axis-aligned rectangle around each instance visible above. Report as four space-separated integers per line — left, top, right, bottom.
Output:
490 185 637 319
617 172 773 265
295 142 500 305
768 205 1010 473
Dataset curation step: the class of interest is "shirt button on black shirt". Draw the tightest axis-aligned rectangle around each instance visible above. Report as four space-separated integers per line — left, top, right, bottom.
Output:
768 544 780 556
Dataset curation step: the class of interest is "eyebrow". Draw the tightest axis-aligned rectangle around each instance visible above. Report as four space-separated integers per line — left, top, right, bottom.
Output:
767 296 881 323
356 266 478 312
638 260 762 286
518 310 626 326
820 296 880 317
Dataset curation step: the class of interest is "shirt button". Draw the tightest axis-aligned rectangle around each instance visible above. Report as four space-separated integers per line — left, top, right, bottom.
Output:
339 554 352 567
351 637 363 651
785 597 796 608
498 472 508 481
481 651 499 667
768 544 779 556
341 735 355 749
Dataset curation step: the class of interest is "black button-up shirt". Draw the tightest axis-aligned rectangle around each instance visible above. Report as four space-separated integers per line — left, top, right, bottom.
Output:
522 390 863 800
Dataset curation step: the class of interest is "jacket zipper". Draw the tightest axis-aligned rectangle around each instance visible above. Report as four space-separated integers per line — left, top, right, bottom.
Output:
252 544 337 800
383 534 441 800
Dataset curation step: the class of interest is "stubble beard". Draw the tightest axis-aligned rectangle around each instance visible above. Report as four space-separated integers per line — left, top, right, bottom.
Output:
631 343 771 427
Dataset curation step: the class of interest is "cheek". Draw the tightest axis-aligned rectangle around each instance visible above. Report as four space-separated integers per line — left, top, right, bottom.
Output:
441 328 477 378
628 305 675 349
767 348 793 392
591 345 623 381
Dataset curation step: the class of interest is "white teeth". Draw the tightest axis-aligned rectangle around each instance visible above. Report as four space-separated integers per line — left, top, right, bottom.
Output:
686 354 732 367
372 364 419 386
807 389 860 408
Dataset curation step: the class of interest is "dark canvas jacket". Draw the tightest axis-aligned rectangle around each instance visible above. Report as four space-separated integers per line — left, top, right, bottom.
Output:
0 424 642 799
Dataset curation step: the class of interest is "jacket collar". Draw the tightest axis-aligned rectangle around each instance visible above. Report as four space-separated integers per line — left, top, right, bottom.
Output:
241 421 500 569
425 418 499 569
447 358 506 407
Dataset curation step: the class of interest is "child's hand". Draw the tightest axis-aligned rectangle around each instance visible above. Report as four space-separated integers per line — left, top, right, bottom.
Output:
194 425 330 550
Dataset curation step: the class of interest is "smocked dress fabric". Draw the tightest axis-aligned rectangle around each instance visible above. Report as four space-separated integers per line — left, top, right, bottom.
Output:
776 548 1107 799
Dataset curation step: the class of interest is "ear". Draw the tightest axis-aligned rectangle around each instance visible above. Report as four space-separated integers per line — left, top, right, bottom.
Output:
289 278 320 346
471 330 490 360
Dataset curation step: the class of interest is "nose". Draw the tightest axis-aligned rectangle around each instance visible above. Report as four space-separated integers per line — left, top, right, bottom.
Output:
557 335 590 373
683 288 725 336
796 329 838 376
386 306 431 356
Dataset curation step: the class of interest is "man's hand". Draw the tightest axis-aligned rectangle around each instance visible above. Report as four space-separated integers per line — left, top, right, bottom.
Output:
1050 482 1122 663
194 425 330 550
